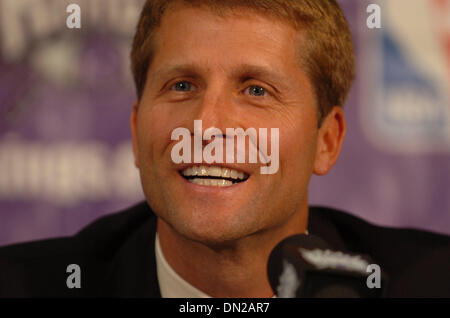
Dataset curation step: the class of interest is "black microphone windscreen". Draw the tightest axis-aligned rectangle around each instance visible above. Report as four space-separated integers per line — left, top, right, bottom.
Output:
267 234 387 298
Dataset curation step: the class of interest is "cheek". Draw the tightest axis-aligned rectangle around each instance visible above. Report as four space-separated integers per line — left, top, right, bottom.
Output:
279 122 318 178
136 110 168 164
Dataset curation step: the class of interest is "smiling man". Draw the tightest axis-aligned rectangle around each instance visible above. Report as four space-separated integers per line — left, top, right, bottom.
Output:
1 0 449 298
129 0 347 298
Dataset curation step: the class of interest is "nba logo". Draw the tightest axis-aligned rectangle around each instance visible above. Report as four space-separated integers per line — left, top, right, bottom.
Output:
359 0 450 154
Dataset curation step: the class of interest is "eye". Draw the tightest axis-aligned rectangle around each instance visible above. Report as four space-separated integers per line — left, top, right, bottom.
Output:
246 85 267 97
171 81 193 92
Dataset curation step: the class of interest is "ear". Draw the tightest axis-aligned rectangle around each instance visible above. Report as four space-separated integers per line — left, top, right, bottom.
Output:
130 101 140 168
313 106 346 176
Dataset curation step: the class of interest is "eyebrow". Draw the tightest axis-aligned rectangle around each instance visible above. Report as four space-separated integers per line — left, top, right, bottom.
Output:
148 63 199 85
230 64 288 93
148 62 289 92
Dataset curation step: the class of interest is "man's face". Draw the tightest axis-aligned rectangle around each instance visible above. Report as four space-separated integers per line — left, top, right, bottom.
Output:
131 5 321 245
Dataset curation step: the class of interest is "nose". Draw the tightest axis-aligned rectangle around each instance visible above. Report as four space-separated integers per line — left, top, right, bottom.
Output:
188 80 234 135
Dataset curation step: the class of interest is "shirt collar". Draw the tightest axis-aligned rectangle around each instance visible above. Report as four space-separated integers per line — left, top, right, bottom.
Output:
155 232 212 298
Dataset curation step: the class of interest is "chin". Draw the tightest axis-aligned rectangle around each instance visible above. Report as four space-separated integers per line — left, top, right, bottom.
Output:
165 205 260 247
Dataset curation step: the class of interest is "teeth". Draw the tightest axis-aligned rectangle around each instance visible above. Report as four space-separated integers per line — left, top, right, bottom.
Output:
185 167 193 176
222 168 231 178
199 166 208 176
190 178 233 187
209 166 222 177
181 165 248 181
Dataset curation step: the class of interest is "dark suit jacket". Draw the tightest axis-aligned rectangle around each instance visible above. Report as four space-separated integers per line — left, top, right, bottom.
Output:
0 201 449 297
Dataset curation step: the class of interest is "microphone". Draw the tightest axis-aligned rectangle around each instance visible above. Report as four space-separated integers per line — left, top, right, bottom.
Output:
267 234 388 298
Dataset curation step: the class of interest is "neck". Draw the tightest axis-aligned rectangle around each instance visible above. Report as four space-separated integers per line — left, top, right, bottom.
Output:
157 206 308 298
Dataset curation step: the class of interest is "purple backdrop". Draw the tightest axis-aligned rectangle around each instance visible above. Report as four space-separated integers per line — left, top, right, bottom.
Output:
0 0 449 246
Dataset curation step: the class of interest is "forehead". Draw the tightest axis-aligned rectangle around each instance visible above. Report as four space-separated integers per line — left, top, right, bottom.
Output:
149 4 305 75
159 2 302 35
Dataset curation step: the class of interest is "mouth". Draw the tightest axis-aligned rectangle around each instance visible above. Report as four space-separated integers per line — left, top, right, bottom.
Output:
179 165 250 187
